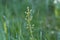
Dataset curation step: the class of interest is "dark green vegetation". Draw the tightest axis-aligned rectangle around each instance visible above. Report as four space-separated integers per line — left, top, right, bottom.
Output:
0 0 60 40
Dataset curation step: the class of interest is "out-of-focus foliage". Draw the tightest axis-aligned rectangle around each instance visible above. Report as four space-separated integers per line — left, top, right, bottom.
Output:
0 0 60 40
54 0 60 17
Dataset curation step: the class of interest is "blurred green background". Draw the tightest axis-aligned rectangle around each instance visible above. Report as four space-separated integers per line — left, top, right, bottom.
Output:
0 0 60 40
